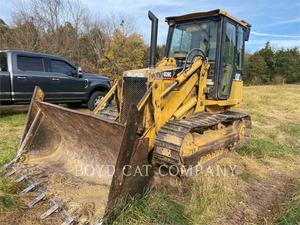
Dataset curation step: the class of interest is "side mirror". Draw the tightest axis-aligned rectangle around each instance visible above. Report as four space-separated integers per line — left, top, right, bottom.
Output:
77 67 83 78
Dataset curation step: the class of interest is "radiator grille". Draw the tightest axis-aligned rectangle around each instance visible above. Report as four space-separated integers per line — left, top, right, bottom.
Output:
120 77 148 124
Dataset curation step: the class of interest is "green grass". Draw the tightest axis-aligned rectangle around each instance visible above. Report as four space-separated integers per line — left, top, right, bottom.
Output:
279 123 300 147
0 177 22 194
0 113 25 210
0 113 26 166
0 195 16 208
113 190 191 225
276 189 300 225
0 178 22 209
236 124 299 158
236 86 300 159
184 176 237 224
237 138 299 158
238 171 262 183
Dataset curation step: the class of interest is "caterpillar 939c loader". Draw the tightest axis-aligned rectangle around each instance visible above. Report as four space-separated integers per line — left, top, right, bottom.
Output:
3 9 251 225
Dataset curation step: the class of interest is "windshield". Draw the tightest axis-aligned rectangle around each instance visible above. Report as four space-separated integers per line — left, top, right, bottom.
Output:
168 20 218 79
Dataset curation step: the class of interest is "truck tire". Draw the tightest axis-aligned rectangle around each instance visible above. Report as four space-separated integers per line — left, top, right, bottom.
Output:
88 91 106 110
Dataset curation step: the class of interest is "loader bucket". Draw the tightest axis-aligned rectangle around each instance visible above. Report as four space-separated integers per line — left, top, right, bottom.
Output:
8 87 151 224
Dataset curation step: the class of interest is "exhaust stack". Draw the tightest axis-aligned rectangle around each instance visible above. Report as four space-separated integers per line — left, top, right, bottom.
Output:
148 11 158 67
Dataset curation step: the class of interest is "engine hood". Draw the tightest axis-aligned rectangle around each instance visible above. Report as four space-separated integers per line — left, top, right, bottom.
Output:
123 65 181 79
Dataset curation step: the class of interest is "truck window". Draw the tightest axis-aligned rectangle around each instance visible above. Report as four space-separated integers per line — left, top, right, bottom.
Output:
0 52 8 71
50 59 76 76
17 56 45 72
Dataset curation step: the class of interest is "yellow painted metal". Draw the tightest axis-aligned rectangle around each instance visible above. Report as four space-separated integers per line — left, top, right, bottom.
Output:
175 57 203 86
219 9 249 28
195 60 210 112
160 73 198 128
205 80 243 107
160 81 177 98
157 57 177 67
181 125 235 157
228 80 243 105
137 86 152 111
95 53 244 144
173 97 197 119
95 54 244 155
196 149 224 166
93 80 118 114
160 57 203 98
151 79 163 130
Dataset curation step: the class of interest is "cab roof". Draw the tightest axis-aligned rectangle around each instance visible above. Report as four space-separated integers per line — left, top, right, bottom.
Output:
165 9 250 28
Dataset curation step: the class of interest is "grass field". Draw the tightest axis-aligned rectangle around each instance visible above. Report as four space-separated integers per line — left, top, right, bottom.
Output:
0 85 300 225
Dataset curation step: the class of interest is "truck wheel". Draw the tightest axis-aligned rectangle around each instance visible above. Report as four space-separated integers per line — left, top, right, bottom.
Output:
67 102 83 109
88 91 107 110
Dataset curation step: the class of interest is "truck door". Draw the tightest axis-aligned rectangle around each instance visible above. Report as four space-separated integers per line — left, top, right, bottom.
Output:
0 52 11 103
47 58 86 101
12 54 50 102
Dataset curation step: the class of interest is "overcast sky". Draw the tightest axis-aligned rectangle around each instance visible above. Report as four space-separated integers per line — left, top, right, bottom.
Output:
1 0 299 52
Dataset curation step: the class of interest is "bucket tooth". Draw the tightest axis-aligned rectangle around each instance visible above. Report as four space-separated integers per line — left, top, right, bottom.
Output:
62 216 77 225
61 208 79 225
27 191 46 208
19 180 39 196
16 174 29 183
40 198 61 220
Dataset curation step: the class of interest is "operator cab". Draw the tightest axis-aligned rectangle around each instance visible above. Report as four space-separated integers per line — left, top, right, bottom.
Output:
165 9 251 100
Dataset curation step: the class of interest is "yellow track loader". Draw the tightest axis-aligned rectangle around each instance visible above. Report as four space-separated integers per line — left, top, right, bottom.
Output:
3 9 251 224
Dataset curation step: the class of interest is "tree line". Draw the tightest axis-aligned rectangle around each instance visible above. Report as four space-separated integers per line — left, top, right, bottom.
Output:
244 42 300 85
0 0 148 79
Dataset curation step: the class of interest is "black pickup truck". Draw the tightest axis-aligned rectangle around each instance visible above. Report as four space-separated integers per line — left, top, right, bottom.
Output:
0 50 110 110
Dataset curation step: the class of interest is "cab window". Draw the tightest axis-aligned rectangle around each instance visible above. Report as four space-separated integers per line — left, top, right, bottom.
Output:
17 55 45 72
50 59 76 76
236 26 244 72
219 22 236 98
0 52 7 72
168 20 218 81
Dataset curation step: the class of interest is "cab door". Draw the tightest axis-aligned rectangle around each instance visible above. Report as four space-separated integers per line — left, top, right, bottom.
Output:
218 20 237 99
46 58 86 101
12 54 50 102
